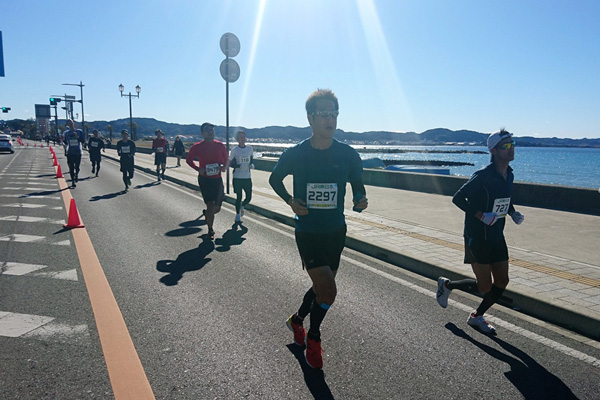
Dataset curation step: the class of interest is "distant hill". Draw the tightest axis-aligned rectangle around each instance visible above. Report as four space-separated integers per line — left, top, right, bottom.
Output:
13 117 600 147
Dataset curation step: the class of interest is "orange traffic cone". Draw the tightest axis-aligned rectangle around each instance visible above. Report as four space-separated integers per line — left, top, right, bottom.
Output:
27 143 29 146
34 143 37 147
41 144 44 148
56 165 64 178
52 156 58 166
63 198 85 229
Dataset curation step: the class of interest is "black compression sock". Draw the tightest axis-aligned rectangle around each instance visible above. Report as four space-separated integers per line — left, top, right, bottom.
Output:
448 279 478 293
297 288 316 319
476 285 505 316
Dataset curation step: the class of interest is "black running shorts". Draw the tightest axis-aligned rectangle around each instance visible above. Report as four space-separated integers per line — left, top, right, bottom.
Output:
154 153 167 166
197 176 224 205
464 237 509 265
295 226 347 271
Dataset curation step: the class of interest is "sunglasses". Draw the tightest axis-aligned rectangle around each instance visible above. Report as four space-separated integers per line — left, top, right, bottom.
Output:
498 142 515 150
312 110 339 118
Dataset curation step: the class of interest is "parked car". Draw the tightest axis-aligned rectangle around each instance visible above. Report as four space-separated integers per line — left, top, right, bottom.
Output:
0 134 15 153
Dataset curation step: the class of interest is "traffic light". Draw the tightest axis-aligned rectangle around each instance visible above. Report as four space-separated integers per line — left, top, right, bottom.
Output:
49 97 61 105
1 107 10 113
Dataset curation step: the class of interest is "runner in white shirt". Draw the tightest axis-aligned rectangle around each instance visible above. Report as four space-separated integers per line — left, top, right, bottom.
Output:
229 130 254 223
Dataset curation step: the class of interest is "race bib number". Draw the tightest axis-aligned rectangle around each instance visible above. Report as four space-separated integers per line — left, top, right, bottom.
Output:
91 142 98 147
69 139 79 146
240 155 250 164
156 147 164 153
306 183 338 209
205 163 220 176
493 197 511 217
121 146 130 154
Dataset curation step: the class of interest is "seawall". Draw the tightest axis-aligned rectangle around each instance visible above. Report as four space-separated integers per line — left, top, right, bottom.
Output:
253 157 600 216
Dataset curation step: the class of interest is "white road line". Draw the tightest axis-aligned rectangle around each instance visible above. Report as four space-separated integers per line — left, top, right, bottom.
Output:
23 321 89 341
0 312 54 337
1 203 47 208
2 187 55 191
0 216 65 224
33 269 78 281
1 261 47 275
0 234 70 246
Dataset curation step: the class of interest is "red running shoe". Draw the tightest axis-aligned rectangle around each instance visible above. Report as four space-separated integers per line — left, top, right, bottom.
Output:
305 335 323 369
286 314 306 346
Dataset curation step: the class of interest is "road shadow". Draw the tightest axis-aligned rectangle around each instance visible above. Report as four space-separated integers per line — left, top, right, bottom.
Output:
20 188 67 197
445 323 578 399
35 174 56 178
215 222 248 252
156 239 214 286
165 218 206 237
90 190 129 202
134 181 161 190
286 344 334 400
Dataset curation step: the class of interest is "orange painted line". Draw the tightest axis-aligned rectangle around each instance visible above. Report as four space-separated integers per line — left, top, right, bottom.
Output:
56 165 155 400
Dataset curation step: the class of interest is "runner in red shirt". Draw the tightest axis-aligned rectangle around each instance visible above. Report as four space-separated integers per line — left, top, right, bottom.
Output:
186 122 229 240
152 129 169 181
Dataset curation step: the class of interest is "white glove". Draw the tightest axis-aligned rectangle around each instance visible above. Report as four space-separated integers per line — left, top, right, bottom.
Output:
511 211 524 225
479 212 499 226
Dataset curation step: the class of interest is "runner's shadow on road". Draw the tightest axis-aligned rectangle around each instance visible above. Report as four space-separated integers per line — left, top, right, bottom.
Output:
215 222 248 252
286 344 334 400
90 191 129 202
134 181 161 190
36 174 56 178
20 188 67 197
164 219 206 237
156 239 214 286
445 323 578 399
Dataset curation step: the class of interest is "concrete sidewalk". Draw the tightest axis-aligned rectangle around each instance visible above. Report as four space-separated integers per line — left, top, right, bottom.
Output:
102 148 600 341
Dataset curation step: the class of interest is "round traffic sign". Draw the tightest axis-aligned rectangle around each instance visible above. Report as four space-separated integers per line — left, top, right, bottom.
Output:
220 58 240 83
220 33 240 58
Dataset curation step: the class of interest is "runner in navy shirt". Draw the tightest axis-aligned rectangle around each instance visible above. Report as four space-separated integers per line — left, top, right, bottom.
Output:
270 89 368 369
436 129 525 333
63 119 85 187
88 129 105 177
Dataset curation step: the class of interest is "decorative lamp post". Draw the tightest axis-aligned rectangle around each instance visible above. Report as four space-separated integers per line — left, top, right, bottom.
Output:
119 84 141 140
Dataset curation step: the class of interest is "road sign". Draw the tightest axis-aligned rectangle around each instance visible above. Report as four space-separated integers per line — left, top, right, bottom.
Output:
0 31 5 77
220 58 240 83
220 33 240 58
35 104 51 119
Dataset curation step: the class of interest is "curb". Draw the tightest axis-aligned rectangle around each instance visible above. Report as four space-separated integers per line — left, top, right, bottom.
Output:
103 154 600 341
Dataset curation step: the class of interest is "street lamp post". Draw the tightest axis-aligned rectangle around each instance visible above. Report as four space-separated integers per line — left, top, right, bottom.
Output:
62 81 85 138
119 84 141 141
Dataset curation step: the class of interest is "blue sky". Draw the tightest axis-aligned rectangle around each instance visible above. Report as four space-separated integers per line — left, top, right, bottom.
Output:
1 0 599 139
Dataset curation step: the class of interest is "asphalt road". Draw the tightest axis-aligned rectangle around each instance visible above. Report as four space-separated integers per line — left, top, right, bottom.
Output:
2 146 600 399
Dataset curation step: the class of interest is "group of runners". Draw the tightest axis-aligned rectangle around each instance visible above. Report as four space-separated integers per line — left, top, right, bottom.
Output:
64 88 524 370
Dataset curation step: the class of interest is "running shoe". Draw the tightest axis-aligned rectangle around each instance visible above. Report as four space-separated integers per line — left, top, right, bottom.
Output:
95 172 99 177
436 277 451 308
161 173 165 180
467 312 496 333
127 178 132 186
91 167 95 174
286 314 306 346
208 229 215 240
235 214 241 223
240 206 245 216
305 335 323 369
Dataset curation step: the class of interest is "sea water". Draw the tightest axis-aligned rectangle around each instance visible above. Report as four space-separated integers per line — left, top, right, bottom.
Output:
251 143 600 190
363 146 600 190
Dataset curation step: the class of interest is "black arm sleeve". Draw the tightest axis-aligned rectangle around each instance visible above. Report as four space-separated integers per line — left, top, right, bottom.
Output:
269 173 292 205
350 180 366 199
